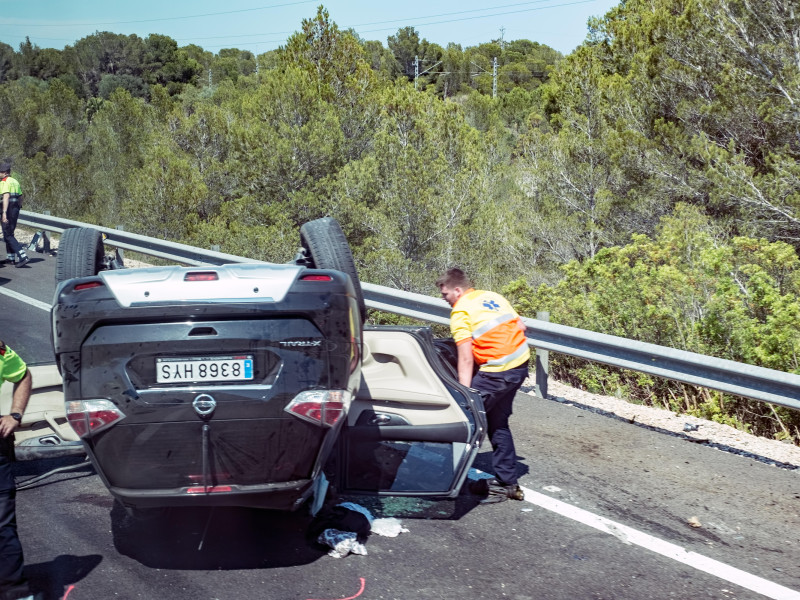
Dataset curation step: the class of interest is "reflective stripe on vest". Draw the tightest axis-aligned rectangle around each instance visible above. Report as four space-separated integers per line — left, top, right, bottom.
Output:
484 343 530 366
472 312 515 339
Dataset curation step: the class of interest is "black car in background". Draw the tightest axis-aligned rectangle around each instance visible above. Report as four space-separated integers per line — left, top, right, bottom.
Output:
50 218 486 515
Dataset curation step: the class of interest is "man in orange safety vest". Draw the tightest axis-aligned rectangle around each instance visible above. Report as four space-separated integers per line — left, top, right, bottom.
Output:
437 267 530 504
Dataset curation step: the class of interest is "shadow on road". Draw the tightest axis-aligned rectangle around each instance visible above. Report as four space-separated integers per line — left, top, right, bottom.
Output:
110 502 328 569
25 553 103 600
107 454 516 571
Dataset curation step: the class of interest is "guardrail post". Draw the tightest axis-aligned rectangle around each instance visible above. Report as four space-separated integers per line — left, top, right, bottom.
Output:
115 225 125 261
535 311 549 399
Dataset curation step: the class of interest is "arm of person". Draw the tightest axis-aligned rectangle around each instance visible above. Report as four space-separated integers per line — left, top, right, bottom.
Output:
456 339 475 387
0 369 32 438
1 192 8 224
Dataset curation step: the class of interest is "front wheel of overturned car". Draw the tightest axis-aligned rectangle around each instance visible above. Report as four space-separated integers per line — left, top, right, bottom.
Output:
300 217 367 323
55 227 104 284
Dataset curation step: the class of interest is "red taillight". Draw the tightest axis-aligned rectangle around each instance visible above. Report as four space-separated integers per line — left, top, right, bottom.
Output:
285 390 350 427
300 274 333 281
184 271 219 282
74 281 104 291
66 400 125 438
186 485 233 494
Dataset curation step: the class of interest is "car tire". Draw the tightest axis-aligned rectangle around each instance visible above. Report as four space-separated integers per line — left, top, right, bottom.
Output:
55 227 104 283
300 217 367 322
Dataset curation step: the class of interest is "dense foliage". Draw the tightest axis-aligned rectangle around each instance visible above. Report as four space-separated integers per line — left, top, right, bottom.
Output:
505 204 800 439
1 2 799 441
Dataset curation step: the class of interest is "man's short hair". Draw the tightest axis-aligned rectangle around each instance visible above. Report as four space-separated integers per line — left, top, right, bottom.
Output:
436 268 473 289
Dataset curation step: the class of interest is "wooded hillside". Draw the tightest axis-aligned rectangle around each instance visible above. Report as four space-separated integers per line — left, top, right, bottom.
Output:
2 1 799 442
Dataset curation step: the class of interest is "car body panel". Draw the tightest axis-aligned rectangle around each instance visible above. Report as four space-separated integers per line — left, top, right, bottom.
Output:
45 263 485 511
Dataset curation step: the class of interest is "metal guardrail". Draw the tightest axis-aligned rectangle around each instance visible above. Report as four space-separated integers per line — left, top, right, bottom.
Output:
19 211 800 412
19 211 259 266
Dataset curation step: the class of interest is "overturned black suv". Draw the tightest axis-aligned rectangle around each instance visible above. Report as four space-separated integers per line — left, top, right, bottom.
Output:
51 218 486 514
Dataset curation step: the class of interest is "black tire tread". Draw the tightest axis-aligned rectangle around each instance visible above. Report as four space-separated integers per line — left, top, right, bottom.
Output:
55 227 104 283
300 218 366 322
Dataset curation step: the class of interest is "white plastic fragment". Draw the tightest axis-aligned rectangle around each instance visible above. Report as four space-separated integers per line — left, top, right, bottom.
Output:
371 517 410 537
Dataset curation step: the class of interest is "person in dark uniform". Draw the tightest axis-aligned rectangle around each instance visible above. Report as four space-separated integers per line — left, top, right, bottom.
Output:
0 160 29 268
437 268 530 504
0 341 33 600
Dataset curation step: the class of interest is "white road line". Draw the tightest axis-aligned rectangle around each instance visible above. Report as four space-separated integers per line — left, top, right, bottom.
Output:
0 287 51 312
470 470 800 600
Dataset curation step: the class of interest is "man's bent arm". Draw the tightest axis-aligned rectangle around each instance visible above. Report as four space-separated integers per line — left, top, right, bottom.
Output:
0 369 32 437
456 340 475 387
11 369 32 414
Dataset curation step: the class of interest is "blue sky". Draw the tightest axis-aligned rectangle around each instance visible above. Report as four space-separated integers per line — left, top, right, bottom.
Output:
2 0 620 56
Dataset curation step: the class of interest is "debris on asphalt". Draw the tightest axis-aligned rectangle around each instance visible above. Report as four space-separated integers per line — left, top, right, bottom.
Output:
310 502 408 558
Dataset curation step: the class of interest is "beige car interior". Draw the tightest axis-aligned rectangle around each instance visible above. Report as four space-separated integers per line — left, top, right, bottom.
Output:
355 329 467 428
0 363 78 444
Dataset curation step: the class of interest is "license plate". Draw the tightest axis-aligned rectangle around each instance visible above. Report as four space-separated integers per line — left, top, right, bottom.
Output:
156 355 254 383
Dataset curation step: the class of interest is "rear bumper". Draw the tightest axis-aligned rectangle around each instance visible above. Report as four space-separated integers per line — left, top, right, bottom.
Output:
109 478 316 511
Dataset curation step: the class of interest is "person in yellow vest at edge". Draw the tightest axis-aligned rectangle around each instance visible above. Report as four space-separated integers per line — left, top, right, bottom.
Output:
436 268 530 504
0 159 29 268
0 341 35 600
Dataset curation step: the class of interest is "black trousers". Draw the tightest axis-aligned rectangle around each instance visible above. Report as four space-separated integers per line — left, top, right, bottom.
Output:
0 441 25 596
470 364 529 486
2 201 22 256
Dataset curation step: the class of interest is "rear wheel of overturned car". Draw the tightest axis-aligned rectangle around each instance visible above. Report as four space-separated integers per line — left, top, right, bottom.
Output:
55 227 104 283
300 217 366 322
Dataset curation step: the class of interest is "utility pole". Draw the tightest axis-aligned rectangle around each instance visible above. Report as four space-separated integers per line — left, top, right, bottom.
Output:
414 55 419 89
492 56 497 99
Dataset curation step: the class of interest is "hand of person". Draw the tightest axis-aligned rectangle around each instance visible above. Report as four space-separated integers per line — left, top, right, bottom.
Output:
0 414 19 438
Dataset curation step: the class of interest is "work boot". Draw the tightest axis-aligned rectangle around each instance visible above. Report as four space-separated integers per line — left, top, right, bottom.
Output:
15 251 28 268
470 478 524 504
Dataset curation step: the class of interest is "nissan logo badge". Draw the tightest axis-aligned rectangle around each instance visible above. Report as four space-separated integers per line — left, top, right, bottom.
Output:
193 394 217 417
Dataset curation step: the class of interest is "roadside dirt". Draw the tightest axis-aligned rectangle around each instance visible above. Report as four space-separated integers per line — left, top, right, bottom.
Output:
524 379 800 471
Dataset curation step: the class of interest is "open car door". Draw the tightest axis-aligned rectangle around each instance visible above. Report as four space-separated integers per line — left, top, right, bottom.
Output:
1 363 84 461
339 326 486 497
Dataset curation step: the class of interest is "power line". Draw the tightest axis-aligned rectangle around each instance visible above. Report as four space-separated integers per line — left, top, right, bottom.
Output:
7 0 316 29
348 0 568 28
177 0 566 43
193 0 601 50
5 0 603 53
355 0 598 36
14 0 599 32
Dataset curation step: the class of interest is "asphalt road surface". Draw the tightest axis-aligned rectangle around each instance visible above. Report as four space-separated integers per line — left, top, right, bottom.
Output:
2 249 799 600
